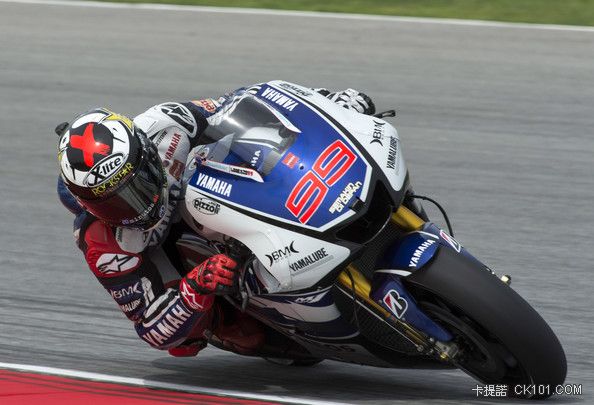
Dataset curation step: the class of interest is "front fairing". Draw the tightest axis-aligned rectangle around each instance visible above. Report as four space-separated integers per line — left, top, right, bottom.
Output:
183 81 409 292
189 90 373 231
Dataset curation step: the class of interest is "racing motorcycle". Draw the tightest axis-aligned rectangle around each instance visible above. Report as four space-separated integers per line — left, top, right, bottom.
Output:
176 81 566 399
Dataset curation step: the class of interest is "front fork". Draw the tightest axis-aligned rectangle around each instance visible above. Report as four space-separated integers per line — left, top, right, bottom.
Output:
337 205 460 361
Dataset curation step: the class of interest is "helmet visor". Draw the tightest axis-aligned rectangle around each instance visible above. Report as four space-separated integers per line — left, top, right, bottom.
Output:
80 141 167 230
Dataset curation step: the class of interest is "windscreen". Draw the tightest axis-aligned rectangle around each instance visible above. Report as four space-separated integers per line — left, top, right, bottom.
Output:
196 95 299 177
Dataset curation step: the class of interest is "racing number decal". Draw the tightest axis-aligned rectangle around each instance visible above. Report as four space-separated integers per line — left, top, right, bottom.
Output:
286 171 327 224
312 140 356 186
286 140 357 224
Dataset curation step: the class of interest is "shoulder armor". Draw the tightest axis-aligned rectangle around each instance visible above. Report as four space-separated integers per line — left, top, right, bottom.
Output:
114 226 150 253
135 102 197 138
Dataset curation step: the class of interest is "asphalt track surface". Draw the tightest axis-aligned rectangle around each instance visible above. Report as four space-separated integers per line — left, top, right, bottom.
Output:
1 1 593 404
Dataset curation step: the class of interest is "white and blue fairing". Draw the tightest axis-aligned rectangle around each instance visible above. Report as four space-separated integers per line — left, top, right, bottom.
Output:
183 81 407 292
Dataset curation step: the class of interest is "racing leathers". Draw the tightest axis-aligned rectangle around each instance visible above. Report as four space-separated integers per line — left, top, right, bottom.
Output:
58 83 376 355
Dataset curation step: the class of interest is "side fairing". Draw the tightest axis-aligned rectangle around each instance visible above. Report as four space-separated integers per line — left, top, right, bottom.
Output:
181 190 350 292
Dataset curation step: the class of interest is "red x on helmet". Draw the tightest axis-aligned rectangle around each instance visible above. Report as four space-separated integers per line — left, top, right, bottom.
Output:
58 108 167 230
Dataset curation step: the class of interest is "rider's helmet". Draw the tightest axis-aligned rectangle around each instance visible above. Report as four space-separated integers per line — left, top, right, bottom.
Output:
57 108 167 230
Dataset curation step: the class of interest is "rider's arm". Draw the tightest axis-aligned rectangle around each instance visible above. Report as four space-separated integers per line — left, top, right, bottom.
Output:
80 219 216 350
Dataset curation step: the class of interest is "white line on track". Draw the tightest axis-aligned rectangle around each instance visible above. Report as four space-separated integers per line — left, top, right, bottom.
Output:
1 0 594 33
0 362 347 405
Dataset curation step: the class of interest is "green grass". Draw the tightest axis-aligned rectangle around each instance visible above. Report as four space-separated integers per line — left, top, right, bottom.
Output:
98 0 594 26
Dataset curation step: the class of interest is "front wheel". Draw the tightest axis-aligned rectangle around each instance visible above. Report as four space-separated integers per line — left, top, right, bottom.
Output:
406 247 567 399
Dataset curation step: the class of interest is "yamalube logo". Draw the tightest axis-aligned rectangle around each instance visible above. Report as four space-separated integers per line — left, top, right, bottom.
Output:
289 248 331 273
83 153 127 187
193 198 220 215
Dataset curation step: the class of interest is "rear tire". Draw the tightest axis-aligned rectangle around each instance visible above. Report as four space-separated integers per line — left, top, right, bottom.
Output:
406 247 566 399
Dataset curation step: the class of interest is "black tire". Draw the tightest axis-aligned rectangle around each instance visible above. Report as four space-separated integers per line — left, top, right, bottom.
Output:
406 247 567 399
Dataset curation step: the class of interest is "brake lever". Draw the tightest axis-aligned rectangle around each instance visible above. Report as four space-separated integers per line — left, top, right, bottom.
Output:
373 109 396 119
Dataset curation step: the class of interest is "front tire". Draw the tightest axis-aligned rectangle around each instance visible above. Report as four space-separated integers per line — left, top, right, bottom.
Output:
406 247 566 399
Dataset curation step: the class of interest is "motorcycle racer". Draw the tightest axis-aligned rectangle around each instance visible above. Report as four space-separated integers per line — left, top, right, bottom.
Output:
57 83 376 356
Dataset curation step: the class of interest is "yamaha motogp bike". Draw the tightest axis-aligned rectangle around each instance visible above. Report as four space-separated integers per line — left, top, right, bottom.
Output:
176 81 566 399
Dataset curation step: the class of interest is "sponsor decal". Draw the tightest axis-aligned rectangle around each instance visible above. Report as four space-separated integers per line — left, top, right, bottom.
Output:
289 247 331 273
196 173 232 197
201 160 264 182
286 140 357 224
160 103 195 134
103 111 133 131
386 136 399 173
193 198 220 215
141 303 193 346
69 123 111 168
265 241 299 266
261 87 299 111
121 200 157 225
193 98 217 113
179 278 211 311
294 291 327 304
282 152 300 169
439 230 462 252
329 181 362 213
96 253 140 275
83 153 126 187
110 281 142 299
164 132 181 160
250 150 261 167
370 120 386 146
277 82 313 97
383 290 408 319
169 159 185 180
149 129 167 146
91 162 134 196
119 299 141 313
230 166 253 176
408 239 436 268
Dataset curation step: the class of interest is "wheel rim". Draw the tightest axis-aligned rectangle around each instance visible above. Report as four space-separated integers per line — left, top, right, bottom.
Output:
419 299 529 389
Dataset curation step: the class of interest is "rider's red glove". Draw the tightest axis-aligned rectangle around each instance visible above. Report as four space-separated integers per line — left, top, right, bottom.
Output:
180 254 238 311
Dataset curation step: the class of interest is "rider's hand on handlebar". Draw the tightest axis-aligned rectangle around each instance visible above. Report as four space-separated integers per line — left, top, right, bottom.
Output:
183 254 238 297
328 89 376 115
